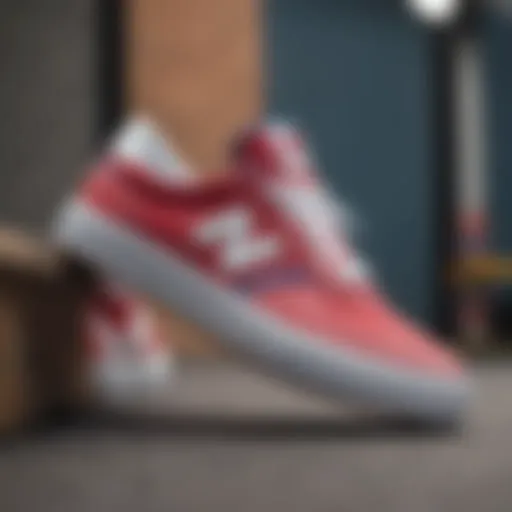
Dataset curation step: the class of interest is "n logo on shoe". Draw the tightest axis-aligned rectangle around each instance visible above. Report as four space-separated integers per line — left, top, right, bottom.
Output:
194 207 282 272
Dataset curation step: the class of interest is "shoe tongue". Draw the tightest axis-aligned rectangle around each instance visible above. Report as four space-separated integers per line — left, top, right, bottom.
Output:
233 120 319 186
111 117 195 184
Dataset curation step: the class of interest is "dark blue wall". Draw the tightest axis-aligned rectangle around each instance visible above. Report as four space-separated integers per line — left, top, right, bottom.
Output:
487 15 512 253
268 0 434 322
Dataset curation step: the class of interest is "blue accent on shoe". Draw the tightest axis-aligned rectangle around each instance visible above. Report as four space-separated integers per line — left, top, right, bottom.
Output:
232 266 310 295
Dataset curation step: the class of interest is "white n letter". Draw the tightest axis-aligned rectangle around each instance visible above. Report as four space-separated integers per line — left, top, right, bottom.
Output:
194 208 281 271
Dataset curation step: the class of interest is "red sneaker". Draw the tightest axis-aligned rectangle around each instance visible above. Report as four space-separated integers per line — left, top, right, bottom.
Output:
85 279 173 404
55 117 468 421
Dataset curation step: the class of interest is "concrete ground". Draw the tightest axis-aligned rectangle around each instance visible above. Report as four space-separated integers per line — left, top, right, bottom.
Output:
0 362 511 512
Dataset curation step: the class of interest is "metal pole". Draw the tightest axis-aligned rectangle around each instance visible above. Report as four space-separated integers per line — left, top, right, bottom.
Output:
451 0 490 348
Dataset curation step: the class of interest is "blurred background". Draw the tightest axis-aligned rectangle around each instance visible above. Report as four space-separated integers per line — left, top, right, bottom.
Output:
2 1 512 511
3 0 512 349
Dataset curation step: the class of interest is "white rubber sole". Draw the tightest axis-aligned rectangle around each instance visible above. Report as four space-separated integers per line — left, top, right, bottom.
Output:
54 201 469 423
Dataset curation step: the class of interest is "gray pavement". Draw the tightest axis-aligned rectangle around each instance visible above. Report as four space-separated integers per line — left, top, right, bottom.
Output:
0 362 511 512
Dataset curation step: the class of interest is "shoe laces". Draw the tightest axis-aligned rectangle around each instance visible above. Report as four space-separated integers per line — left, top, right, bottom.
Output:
267 180 372 286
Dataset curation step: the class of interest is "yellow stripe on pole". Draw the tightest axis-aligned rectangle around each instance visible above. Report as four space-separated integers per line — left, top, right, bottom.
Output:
454 255 512 284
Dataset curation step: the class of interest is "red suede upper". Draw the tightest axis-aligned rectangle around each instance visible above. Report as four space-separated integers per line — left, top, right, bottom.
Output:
78 156 461 376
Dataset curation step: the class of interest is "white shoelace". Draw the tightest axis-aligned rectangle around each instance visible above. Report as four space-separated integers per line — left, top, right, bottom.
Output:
269 185 371 284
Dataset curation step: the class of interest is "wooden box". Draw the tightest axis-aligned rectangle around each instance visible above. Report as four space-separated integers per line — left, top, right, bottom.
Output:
0 228 94 434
